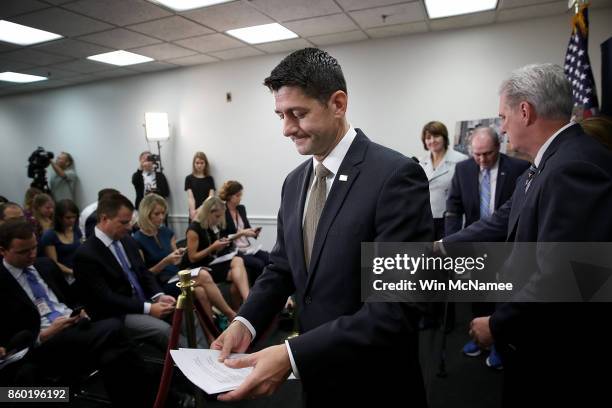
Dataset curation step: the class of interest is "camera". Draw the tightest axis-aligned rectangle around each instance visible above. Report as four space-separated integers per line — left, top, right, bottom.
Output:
27 147 54 192
146 153 162 172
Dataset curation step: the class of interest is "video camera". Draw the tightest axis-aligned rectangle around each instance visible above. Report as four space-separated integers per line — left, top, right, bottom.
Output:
27 147 53 192
146 153 162 172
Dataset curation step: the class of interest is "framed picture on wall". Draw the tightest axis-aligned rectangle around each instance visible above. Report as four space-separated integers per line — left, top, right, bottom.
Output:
453 117 530 161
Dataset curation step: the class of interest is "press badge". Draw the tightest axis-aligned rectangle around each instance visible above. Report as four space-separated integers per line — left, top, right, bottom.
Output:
35 299 52 316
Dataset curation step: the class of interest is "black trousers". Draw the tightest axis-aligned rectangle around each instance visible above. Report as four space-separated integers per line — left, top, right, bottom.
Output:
10 318 155 408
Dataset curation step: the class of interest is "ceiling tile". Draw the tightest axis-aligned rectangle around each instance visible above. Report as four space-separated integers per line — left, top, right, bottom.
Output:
366 21 428 38
307 30 368 46
254 38 312 53
499 0 557 9
336 0 417 12
39 0 76 4
250 0 341 21
166 54 219 66
0 49 73 65
50 59 112 73
33 38 113 58
0 43 19 53
175 33 245 53
430 10 496 30
128 61 178 72
350 2 425 29
0 59 33 71
64 0 172 26
129 43 197 59
0 0 49 19
209 47 264 60
182 1 272 32
22 65 81 79
128 16 214 41
9 8 113 37
497 1 568 22
90 67 138 78
60 74 98 84
78 28 162 49
284 13 359 37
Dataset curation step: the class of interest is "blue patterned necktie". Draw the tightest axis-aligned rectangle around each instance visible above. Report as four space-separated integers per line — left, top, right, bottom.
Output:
111 240 146 302
480 168 491 218
23 268 63 322
525 164 538 192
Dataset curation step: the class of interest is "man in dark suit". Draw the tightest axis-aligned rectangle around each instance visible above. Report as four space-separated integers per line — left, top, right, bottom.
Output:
0 219 153 407
463 64 612 406
74 193 177 353
211 48 433 406
445 127 529 236
445 127 529 366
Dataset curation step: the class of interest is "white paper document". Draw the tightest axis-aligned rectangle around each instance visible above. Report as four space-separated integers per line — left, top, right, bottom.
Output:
209 250 238 266
170 348 252 394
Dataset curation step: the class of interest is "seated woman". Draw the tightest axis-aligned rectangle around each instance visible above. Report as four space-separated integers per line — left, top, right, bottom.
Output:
181 196 250 307
31 193 55 239
219 180 270 284
40 199 82 284
133 194 237 324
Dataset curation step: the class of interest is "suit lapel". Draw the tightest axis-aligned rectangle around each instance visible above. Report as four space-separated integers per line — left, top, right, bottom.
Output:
91 236 126 279
0 264 37 314
294 160 313 280
305 131 367 290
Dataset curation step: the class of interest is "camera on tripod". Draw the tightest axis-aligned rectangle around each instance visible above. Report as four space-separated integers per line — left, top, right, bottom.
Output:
146 153 162 172
27 147 54 192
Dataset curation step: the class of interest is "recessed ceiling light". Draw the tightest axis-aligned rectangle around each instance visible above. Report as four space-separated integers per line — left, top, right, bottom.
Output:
0 72 47 83
425 0 498 19
0 20 62 46
148 0 233 12
226 23 298 45
87 50 154 66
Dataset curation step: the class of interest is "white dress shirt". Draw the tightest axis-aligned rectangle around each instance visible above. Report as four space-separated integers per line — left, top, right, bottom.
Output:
479 157 499 214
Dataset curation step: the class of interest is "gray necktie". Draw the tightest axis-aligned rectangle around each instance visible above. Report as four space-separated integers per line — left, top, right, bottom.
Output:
303 163 331 267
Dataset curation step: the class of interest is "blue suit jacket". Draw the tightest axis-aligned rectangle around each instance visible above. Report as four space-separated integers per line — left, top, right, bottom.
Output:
445 153 529 236
238 129 432 405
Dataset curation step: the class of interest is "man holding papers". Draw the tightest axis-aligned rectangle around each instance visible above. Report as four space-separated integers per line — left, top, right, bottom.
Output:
211 48 433 406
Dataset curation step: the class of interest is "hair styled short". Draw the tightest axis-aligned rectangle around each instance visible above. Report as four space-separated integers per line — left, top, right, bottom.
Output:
97 193 134 222
420 121 449 151
0 219 35 249
264 48 347 104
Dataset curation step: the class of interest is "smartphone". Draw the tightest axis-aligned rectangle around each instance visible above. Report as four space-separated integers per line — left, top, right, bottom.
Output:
226 234 239 241
70 306 84 317
254 227 262 233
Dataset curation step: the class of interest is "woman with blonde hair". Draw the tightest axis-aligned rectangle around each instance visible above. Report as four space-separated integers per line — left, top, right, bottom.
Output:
185 151 215 221
31 193 55 237
133 194 237 323
181 196 250 306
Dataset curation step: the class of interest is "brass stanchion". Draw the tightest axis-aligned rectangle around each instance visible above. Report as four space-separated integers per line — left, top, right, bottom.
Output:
153 270 220 408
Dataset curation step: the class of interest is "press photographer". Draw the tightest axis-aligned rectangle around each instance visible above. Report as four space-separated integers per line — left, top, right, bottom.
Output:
131 151 170 209
48 151 77 202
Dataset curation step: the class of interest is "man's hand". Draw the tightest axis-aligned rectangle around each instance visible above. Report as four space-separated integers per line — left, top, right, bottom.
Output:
39 315 78 343
217 344 292 401
211 320 252 361
150 302 175 318
158 295 176 305
469 316 494 348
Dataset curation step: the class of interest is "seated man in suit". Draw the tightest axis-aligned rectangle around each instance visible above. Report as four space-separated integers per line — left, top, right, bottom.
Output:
74 193 179 353
445 126 529 367
80 188 119 239
0 219 153 407
0 202 25 225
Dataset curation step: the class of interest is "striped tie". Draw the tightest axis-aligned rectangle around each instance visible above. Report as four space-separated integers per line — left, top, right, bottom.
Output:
524 164 537 192
480 168 491 218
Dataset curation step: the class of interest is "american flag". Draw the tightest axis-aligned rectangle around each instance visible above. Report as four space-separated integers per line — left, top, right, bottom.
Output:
564 4 599 118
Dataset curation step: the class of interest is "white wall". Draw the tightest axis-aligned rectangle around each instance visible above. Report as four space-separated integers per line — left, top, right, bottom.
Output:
2 9 611 249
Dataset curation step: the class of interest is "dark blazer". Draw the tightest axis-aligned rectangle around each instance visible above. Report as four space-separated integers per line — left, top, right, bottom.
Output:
446 124 612 405
131 169 170 209
223 205 251 235
73 234 162 320
238 130 432 406
445 153 529 236
0 258 75 346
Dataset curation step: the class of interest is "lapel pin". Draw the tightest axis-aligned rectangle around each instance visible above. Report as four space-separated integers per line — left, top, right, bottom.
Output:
339 175 348 182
